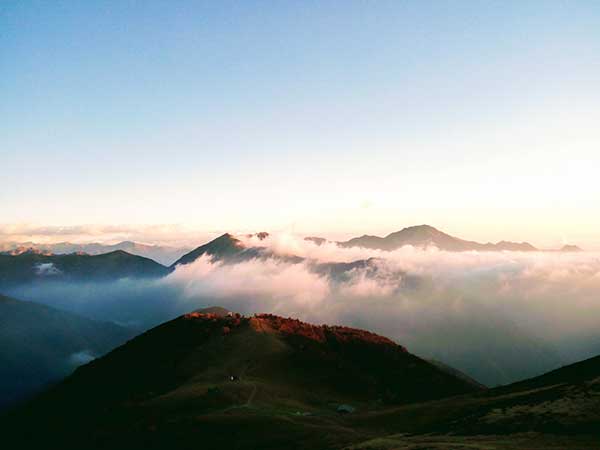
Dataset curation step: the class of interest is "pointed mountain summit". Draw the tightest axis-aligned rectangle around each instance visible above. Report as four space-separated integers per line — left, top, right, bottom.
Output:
170 233 302 268
170 233 244 268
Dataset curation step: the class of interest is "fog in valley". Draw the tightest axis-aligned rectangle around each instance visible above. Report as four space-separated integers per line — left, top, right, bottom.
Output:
8 234 600 386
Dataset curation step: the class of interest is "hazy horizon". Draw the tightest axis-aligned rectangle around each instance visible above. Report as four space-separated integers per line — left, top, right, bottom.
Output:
2 1 599 249
0 222 595 251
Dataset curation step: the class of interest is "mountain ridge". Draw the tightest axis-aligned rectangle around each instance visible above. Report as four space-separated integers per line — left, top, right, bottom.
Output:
337 225 580 252
0 240 190 265
0 250 169 288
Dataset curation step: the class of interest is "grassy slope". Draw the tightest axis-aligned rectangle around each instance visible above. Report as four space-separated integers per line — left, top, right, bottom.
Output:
2 313 480 449
5 313 600 449
346 355 600 449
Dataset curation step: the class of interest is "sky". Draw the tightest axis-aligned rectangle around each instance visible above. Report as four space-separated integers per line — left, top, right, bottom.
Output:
1 1 599 247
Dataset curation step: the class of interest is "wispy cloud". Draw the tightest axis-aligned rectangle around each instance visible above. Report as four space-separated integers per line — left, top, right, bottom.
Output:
0 223 215 247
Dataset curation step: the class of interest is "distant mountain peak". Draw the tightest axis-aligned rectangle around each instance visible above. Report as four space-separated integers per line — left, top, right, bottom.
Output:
401 224 438 232
170 233 245 267
560 244 583 252
340 225 539 252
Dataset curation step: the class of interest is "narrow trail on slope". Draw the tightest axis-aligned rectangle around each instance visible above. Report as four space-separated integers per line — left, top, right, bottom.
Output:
244 382 257 407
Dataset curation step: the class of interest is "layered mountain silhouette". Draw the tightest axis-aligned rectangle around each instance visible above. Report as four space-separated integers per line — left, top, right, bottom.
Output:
0 250 169 288
3 310 598 449
339 225 541 251
0 294 134 410
170 225 581 257
0 241 190 265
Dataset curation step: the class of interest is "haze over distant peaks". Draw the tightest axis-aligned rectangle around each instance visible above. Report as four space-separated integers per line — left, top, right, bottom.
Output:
0 240 190 265
337 225 580 252
170 225 584 270
560 244 583 252
0 250 169 288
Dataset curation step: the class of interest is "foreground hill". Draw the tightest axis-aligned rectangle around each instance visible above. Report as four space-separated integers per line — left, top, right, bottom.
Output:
5 310 599 449
4 310 600 448
0 250 169 288
0 294 134 410
3 311 481 449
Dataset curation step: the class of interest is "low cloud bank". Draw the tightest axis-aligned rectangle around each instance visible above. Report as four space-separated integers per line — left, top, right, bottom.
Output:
9 234 600 386
168 235 600 385
178 234 600 343
67 350 96 367
34 262 62 276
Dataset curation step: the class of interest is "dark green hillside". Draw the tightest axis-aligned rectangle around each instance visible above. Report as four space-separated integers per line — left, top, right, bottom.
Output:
5 310 600 449
0 250 168 287
0 294 134 410
3 311 480 449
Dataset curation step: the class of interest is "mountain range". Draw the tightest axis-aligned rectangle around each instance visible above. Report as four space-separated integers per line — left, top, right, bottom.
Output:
337 225 582 252
3 309 599 449
0 225 583 277
0 250 169 288
0 241 190 265
169 225 582 271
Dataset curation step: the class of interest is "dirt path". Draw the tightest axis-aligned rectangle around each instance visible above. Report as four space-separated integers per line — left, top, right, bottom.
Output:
244 382 257 407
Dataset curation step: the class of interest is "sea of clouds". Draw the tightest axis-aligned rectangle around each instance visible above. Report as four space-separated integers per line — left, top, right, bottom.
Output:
9 233 600 386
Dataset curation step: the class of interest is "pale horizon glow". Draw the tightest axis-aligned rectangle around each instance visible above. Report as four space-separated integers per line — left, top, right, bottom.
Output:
0 222 597 252
2 1 599 246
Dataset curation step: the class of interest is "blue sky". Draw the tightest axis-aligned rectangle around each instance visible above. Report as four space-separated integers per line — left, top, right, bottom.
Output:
1 1 599 246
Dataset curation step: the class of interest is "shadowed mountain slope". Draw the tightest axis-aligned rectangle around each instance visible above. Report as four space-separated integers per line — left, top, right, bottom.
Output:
0 294 134 410
0 250 169 288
